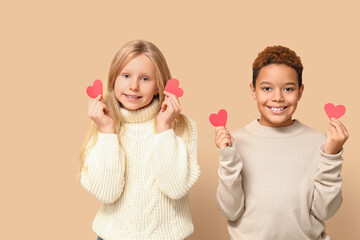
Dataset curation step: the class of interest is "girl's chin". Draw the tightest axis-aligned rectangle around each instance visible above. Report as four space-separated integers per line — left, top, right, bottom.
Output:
120 103 143 111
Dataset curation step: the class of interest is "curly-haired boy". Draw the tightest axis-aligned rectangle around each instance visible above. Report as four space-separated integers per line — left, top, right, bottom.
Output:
215 46 349 240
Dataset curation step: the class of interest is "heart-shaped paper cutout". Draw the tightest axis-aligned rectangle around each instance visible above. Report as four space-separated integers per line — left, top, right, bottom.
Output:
324 103 346 119
164 78 183 97
209 109 228 127
86 80 103 98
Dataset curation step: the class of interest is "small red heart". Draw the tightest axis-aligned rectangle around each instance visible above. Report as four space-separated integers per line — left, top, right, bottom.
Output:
209 109 228 127
164 78 183 97
86 80 103 98
324 103 346 119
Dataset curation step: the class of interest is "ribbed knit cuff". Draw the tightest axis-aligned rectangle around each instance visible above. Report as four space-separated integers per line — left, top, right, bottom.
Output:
218 143 242 170
98 133 118 145
320 146 343 160
218 144 238 157
154 128 174 139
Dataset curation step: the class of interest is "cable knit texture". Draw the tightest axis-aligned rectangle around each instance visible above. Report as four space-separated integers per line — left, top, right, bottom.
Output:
216 119 343 240
81 99 200 240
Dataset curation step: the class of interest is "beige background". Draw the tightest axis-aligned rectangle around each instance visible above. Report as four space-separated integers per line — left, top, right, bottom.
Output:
1 0 359 239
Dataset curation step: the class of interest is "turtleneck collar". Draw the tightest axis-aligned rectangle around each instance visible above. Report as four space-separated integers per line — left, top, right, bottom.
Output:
120 98 159 123
246 119 306 138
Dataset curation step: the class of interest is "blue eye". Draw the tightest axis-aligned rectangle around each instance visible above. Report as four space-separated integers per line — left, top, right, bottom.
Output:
142 77 149 81
123 74 130 78
263 87 271 91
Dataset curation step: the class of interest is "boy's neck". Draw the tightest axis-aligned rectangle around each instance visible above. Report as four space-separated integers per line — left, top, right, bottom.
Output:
248 119 305 138
257 118 295 128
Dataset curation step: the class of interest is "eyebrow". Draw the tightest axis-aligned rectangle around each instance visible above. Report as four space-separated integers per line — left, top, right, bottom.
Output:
259 81 297 86
119 70 152 77
259 81 272 85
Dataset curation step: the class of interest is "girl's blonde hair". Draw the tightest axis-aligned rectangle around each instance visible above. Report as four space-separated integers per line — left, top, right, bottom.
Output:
79 39 189 175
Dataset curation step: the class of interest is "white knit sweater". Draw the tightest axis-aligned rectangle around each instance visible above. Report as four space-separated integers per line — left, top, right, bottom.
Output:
81 99 200 240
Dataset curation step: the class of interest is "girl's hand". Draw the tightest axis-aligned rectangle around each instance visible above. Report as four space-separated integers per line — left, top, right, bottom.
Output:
88 94 115 134
215 126 234 149
156 91 181 133
323 118 349 154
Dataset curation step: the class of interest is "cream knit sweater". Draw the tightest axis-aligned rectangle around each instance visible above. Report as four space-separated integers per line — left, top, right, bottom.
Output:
81 99 200 240
216 119 343 240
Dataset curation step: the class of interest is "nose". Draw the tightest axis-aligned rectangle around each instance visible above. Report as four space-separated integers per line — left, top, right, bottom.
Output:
271 89 284 102
129 78 139 91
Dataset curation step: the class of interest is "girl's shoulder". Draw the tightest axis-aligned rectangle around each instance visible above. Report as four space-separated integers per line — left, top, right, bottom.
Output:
183 114 197 130
174 114 197 141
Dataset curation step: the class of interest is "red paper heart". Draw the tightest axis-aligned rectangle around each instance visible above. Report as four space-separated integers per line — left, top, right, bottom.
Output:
209 109 228 127
165 78 183 97
86 80 103 98
324 103 346 119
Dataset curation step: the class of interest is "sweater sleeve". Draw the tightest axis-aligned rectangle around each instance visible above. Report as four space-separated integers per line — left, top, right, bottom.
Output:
310 146 343 221
80 133 125 204
216 143 245 221
152 117 200 200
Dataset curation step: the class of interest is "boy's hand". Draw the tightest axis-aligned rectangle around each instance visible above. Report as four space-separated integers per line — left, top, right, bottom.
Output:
88 94 115 134
156 91 181 133
215 126 234 149
323 118 349 154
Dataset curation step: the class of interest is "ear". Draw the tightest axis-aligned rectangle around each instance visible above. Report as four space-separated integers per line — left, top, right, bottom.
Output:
297 84 304 101
250 82 257 100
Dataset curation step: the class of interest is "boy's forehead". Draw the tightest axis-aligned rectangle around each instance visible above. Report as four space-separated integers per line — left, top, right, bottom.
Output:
257 64 298 85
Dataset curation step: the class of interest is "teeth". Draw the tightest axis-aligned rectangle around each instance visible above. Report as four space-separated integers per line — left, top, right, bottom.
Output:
126 95 140 99
271 107 285 111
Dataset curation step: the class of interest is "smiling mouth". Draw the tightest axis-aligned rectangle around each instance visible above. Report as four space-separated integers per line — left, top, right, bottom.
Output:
124 94 142 100
267 106 288 113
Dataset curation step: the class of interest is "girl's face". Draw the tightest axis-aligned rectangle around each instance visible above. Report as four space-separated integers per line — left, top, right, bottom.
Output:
115 54 158 111
250 64 304 127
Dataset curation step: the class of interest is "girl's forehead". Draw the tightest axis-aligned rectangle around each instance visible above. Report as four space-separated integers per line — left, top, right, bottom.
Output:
121 54 155 74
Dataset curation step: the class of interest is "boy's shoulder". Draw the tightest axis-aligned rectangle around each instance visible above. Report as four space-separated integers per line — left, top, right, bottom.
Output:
301 123 326 135
229 120 256 140
230 125 250 137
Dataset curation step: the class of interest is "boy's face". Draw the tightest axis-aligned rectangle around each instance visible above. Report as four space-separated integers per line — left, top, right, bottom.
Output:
250 64 304 127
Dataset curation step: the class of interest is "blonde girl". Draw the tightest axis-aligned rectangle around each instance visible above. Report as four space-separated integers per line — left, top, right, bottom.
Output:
79 40 200 240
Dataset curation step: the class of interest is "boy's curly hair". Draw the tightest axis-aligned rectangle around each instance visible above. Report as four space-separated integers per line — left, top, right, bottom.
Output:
252 46 303 88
